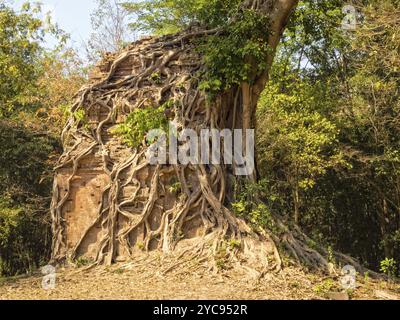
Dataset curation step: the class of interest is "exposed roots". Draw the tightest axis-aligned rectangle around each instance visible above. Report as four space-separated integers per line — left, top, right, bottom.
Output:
50 27 364 277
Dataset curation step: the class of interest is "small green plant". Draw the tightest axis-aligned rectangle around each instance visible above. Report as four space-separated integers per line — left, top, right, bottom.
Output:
306 238 318 251
227 239 241 250
74 256 94 268
233 200 276 233
364 271 370 282
313 279 336 295
214 242 229 270
327 245 335 264
113 268 125 275
231 180 278 233
112 101 171 148
216 258 227 271
198 78 223 96
137 241 145 251
150 72 162 84
231 201 246 216
168 181 182 194
346 289 354 299
176 82 186 90
380 258 397 279
71 108 89 129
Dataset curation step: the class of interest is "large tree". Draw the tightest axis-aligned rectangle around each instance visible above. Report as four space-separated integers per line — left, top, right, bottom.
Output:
51 0 362 273
0 2 80 276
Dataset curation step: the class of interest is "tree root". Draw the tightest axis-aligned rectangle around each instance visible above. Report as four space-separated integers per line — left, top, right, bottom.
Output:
50 27 368 278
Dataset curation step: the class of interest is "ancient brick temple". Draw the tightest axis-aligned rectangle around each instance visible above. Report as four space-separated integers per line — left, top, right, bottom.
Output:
50 34 211 263
50 0 314 271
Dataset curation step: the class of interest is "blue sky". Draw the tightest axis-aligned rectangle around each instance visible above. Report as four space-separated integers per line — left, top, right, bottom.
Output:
39 0 98 45
13 0 98 48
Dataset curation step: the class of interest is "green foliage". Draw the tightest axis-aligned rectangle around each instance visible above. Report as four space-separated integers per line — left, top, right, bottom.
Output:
71 108 89 129
150 72 162 83
215 241 231 270
0 2 67 117
334 0 400 269
327 245 335 264
123 0 241 35
364 271 370 282
136 241 145 251
313 278 336 295
0 197 49 276
227 239 241 250
257 71 344 224
0 3 43 116
113 101 171 148
215 257 227 270
258 77 343 184
33 48 87 134
0 199 22 248
0 120 59 194
74 257 94 268
168 181 182 195
0 2 75 277
283 0 349 79
124 1 271 97
254 0 400 273
0 120 59 276
198 9 270 96
380 258 397 278
232 180 277 233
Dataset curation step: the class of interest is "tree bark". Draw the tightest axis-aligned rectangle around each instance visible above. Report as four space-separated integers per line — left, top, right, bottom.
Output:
379 198 393 258
50 1 348 275
293 184 300 225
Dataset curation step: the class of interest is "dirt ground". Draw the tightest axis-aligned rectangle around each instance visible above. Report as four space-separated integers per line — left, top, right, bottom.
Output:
1 257 399 300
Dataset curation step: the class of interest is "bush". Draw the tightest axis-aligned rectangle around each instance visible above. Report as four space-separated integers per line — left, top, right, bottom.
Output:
380 258 398 279
232 179 277 233
0 120 60 276
0 196 51 276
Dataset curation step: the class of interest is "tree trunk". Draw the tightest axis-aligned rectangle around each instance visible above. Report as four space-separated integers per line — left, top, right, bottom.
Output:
293 184 300 225
379 198 393 258
49 0 344 273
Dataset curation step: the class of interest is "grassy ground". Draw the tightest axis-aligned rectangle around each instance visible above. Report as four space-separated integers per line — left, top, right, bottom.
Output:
1 257 399 300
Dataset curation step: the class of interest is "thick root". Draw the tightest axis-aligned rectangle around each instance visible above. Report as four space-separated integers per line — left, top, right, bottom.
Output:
50 27 365 278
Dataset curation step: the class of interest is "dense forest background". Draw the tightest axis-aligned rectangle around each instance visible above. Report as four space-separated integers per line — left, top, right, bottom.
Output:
0 0 399 278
